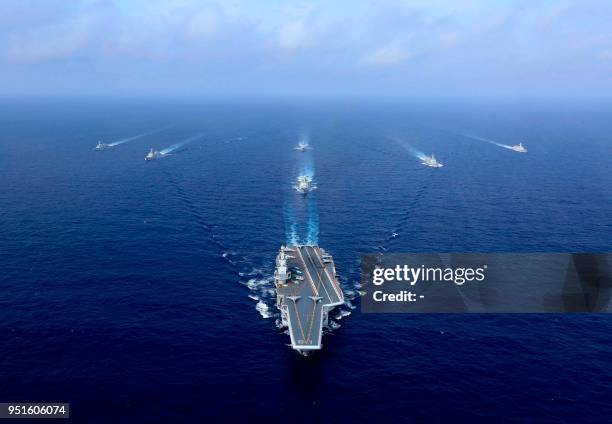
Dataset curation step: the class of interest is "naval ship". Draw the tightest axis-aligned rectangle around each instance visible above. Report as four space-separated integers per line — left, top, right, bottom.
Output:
511 142 527 153
95 141 109 151
274 245 344 352
145 148 163 161
421 154 443 168
294 175 316 194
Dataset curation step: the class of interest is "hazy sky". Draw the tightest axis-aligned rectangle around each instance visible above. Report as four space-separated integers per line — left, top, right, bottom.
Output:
1 0 611 99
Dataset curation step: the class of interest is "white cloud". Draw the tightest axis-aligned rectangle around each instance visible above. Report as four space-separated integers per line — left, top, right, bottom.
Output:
600 49 612 61
5 15 100 62
0 0 611 97
277 20 308 50
361 43 412 66
183 4 226 41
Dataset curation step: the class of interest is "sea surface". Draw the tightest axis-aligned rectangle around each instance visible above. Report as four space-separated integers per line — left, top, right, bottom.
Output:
1 98 611 422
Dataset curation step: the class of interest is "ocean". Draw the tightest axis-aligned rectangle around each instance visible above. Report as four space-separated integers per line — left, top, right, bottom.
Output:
1 98 611 422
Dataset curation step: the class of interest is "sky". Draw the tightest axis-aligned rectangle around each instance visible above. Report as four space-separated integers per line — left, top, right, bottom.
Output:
1 0 611 99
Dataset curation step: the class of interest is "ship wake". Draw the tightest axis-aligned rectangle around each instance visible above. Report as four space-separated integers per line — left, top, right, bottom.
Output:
108 127 167 147
159 164 283 322
284 205 300 246
241 267 277 319
461 134 514 150
159 133 204 155
305 200 319 245
283 200 319 245
389 136 429 162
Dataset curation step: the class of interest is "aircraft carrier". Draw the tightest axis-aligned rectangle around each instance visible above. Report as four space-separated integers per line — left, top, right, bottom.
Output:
275 245 344 352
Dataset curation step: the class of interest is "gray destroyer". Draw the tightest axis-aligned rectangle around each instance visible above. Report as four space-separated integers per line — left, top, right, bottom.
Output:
275 245 344 352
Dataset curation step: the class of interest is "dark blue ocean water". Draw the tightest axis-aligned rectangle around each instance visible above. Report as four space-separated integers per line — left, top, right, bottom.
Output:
1 98 611 422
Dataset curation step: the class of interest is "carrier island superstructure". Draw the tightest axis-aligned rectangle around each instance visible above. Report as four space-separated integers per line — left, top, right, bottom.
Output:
275 245 344 352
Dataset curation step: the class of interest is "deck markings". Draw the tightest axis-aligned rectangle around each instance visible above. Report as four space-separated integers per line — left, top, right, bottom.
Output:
305 297 319 343
278 245 344 349
304 247 333 303
303 247 328 343
291 299 307 343
295 247 319 295
301 247 322 343
313 246 343 302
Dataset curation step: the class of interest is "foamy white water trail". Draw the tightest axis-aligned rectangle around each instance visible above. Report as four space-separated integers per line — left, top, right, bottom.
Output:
335 310 351 320
256 300 272 318
305 200 319 245
299 129 310 145
108 126 169 147
160 133 204 155
242 269 277 319
284 205 299 245
389 137 428 161
462 134 513 149
109 133 148 147
300 160 315 178
285 139 319 245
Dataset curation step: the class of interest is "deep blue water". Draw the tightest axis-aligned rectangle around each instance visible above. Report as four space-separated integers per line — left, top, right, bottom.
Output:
1 98 611 422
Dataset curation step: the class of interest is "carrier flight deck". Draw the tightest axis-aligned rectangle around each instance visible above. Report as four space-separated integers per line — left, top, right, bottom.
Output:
274 245 344 352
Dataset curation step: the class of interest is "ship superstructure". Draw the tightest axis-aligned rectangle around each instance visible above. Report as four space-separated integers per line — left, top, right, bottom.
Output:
295 141 310 151
145 148 163 161
95 141 109 151
421 154 443 168
275 245 344 352
294 175 316 194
